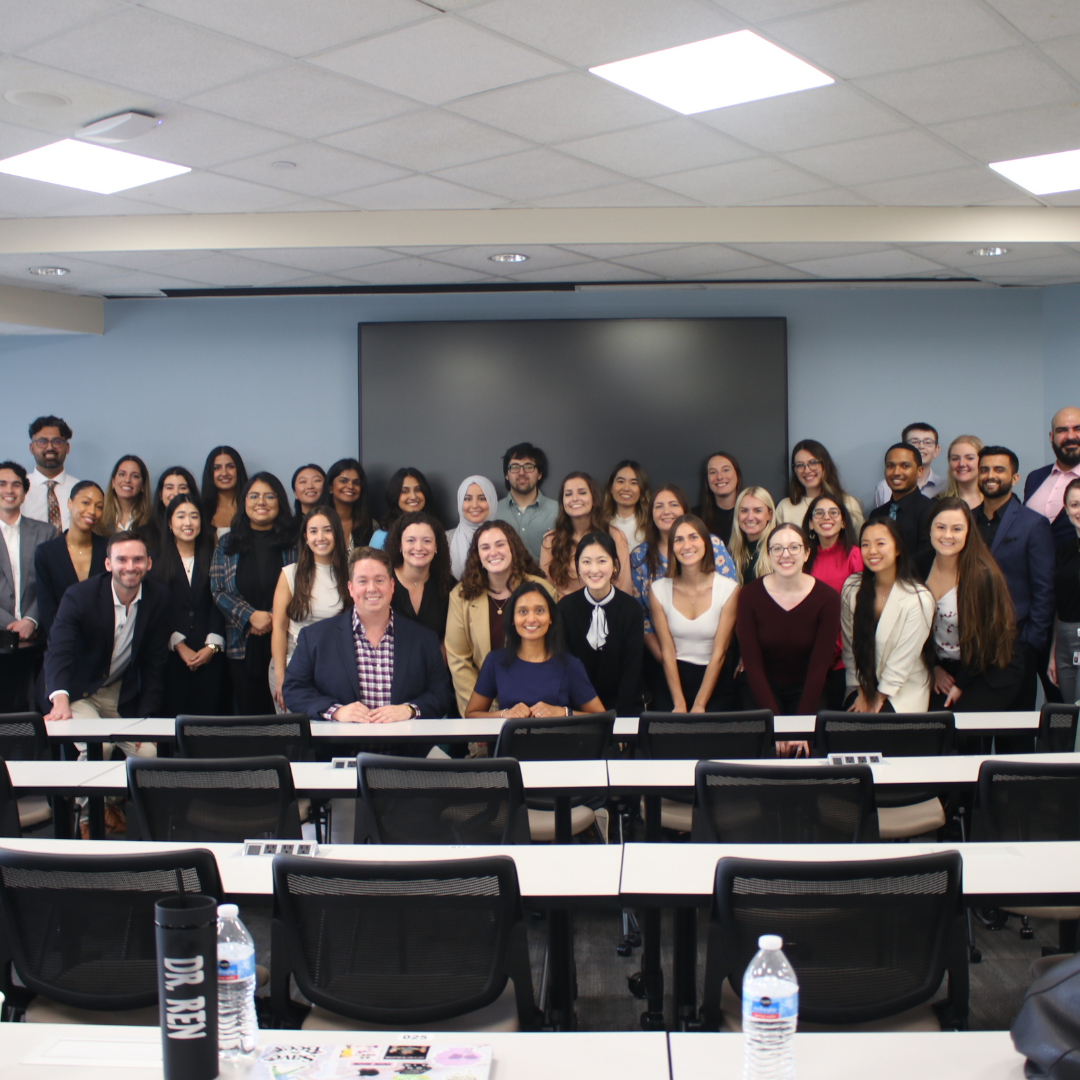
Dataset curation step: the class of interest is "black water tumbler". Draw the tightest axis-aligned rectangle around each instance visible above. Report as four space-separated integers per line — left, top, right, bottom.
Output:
155 894 219 1080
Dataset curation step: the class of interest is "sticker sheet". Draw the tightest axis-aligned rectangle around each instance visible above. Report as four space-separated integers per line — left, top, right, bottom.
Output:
253 1040 492 1080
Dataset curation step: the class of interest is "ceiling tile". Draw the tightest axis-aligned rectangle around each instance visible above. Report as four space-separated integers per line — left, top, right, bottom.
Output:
462 0 739 67
788 249 949 276
611 244 769 276
851 164 1027 204
0 118 60 157
434 148 623 200
0 0 120 54
717 0 846 19
259 197 359 212
219 247 404 273
144 252 304 286
323 109 531 172
709 263 819 279
446 72 672 144
331 173 511 209
123 170 302 213
901 242 1070 268
53 249 209 271
247 274 359 289
929 102 1080 163
21 8 281 99
313 17 566 105
506 260 664 282
87 270 212 294
1040 34 1080 81
0 251 131 280
215 142 409 196
338 256 494 284
729 241 894 262
1041 189 1080 207
0 172 99 215
973 253 1080 279
765 0 1019 80
429 245 590 274
746 186 875 205
982 0 1080 41
529 181 703 207
853 48 1076 125
185 65 417 138
557 242 687 258
556 118 755 178
696 82 906 152
651 156 828 203
35 192 184 216
132 106 296 169
781 129 971 185
143 0 431 57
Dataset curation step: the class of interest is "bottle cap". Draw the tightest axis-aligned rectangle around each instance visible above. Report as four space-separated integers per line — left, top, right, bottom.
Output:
217 903 239 919
758 934 783 951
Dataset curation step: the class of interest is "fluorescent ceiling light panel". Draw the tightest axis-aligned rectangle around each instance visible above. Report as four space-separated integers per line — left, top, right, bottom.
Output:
990 148 1080 196
0 139 189 194
589 30 833 115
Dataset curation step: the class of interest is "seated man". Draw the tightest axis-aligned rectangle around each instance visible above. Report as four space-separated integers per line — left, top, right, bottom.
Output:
284 546 452 722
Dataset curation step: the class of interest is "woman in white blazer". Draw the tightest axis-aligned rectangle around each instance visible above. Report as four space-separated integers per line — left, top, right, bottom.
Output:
841 517 934 713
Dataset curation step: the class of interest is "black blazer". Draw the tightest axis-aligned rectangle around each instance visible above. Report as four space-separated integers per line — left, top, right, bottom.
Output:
1024 464 1077 547
391 576 450 641
33 532 109 644
558 589 645 717
42 572 171 717
150 542 226 651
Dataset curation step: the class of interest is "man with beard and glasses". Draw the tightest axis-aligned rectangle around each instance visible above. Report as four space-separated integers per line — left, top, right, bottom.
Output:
976 446 1055 713
23 416 80 532
1025 406 1080 547
495 442 558 562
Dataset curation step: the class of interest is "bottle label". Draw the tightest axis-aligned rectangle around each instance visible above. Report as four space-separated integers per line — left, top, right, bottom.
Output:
218 952 255 982
745 992 798 1020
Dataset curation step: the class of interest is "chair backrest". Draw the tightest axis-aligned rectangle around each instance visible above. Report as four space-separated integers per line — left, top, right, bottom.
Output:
813 710 955 757
126 755 301 842
272 853 538 1028
356 753 530 845
637 710 776 760
176 713 312 761
1036 704 1080 754
0 712 47 761
691 761 876 844
494 711 615 761
0 847 221 1011
974 760 1080 841
0 759 21 838
702 851 966 1029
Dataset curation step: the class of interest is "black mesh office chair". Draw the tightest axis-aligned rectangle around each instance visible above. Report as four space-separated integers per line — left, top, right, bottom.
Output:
176 713 313 760
1036 704 1080 753
0 712 54 835
270 854 540 1031
0 847 222 1023
700 851 968 1032
126 755 302 842
355 753 531 845
691 761 877 843
0 759 22 837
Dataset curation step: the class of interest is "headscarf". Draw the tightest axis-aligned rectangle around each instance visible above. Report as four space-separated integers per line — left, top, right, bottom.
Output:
449 474 498 579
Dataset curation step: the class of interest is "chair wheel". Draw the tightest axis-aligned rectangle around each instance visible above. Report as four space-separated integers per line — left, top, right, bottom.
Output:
969 947 982 964
1021 927 1035 940
974 907 1007 931
616 942 632 957
628 972 646 999
628 931 642 947
640 1010 666 1030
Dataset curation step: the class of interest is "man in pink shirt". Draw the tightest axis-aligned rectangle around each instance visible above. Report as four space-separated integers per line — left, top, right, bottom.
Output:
1024 406 1080 547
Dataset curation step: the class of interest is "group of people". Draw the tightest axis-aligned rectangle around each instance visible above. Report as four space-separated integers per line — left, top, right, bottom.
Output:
1 408 1077 750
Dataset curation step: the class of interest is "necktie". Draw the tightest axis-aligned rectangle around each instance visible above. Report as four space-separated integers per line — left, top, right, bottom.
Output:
888 501 898 520
46 480 61 532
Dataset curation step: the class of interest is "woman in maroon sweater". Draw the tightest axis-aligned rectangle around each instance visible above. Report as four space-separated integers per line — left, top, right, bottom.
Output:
736 522 841 718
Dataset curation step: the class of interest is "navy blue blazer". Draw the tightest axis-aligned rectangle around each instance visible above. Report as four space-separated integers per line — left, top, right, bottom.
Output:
33 532 109 644
987 495 1056 653
282 608 452 721
42 571 171 717
1024 464 1078 547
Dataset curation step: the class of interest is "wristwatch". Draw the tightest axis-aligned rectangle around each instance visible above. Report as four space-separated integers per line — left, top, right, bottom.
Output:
406 703 420 719
207 644 221 655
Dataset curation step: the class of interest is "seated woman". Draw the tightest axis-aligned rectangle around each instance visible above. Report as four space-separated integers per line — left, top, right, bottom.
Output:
736 522 840 716
446 474 498 580
601 459 651 552
291 463 325 520
728 487 777 584
465 580 605 719
649 514 740 712
33 480 108 644
271 507 350 712
841 518 934 713
558 531 645 717
201 446 248 543
100 454 153 535
152 493 226 716
386 510 454 642
1050 478 1080 707
370 467 435 549
774 440 864 531
922 497 1022 711
446 520 555 717
694 451 742 548
540 472 632 599
320 458 375 553
940 435 984 510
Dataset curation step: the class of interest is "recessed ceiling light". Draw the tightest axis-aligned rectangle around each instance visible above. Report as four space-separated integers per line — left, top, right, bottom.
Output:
490 253 529 263
28 266 70 276
589 30 833 115
0 139 189 194
271 160 297 169
990 148 1080 195
970 247 1008 257
4 89 70 109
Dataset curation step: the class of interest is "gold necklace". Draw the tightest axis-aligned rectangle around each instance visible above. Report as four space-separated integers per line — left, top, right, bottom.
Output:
489 591 510 614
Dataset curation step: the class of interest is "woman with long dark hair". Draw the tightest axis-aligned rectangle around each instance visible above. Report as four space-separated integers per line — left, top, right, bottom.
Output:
540 471 631 599
211 472 297 715
694 451 742 548
601 459 651 552
143 466 200 552
465 580 604 719
291 463 325 520
1050 477 1080 707
100 454 153 535
841 518 934 713
385 509 454 641
201 446 248 541
370 467 435 549
775 439 863 531
319 458 374 552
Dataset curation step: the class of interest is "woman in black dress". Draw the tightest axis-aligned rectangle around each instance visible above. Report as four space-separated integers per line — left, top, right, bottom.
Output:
385 510 454 643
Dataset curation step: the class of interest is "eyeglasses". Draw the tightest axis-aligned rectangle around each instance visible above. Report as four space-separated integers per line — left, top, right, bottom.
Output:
793 459 823 471
507 463 537 474
246 492 279 504
907 438 938 449
811 508 841 520
32 437 67 449
768 543 805 557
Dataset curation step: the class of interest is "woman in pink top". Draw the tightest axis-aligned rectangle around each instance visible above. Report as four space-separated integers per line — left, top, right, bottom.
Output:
804 493 863 709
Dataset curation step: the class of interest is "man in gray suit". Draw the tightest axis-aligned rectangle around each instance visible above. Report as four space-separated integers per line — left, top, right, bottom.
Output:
0 461 57 710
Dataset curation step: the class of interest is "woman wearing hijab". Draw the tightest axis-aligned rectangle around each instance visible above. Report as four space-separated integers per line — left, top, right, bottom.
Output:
446 474 499 580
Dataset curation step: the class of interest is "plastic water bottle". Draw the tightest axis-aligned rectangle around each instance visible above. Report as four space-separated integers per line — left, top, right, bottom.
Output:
216 904 257 1059
742 934 798 1080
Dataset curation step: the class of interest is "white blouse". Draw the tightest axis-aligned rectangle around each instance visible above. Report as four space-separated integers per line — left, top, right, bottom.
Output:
281 562 345 664
933 586 960 660
651 573 738 666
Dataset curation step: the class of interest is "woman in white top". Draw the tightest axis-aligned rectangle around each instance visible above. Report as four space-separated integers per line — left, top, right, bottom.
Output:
601 459 650 552
841 517 934 713
650 513 740 712
446 474 498 580
774 440 864 532
270 507 350 711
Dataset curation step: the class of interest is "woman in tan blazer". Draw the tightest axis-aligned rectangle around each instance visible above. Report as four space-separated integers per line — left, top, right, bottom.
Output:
445 519 556 716
841 517 934 713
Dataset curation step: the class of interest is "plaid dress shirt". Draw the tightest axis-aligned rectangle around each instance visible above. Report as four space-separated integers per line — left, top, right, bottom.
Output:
351 607 394 708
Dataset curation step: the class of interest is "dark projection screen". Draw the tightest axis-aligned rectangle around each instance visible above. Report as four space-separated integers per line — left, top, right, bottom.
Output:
359 318 787 522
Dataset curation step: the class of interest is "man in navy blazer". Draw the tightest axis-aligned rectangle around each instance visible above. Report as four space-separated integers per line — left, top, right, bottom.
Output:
283 546 451 722
1023 406 1080 547
976 447 1055 711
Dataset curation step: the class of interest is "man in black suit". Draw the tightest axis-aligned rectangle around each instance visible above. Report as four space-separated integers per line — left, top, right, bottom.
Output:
868 443 933 558
1023 405 1080 547
283 546 451 723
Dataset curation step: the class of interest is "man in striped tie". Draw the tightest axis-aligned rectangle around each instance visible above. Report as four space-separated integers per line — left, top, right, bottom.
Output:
23 416 80 532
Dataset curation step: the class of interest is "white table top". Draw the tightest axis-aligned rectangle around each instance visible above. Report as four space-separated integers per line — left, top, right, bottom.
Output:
6 760 122 790
44 717 145 740
670 1031 1023 1080
5 1025 670 1080
771 711 1040 734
